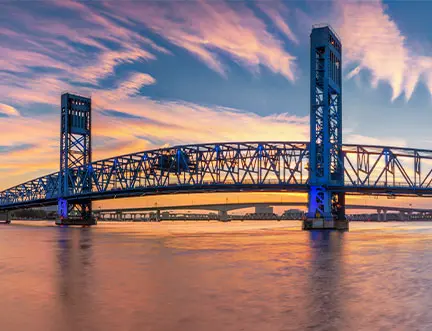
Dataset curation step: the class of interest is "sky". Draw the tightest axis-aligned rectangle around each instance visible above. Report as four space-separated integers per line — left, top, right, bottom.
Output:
1 0 432 209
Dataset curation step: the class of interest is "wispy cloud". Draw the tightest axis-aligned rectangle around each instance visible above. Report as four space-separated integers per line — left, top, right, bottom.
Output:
93 97 309 151
99 73 156 102
335 0 432 101
256 2 299 44
344 134 406 147
104 1 298 81
0 0 164 108
0 143 35 155
0 103 20 117
0 0 298 109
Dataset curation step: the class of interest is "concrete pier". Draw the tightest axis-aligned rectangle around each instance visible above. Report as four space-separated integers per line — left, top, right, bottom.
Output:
0 211 11 224
302 218 348 231
218 210 229 222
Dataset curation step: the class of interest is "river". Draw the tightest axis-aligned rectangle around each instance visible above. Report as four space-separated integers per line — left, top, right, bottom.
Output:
0 221 431 331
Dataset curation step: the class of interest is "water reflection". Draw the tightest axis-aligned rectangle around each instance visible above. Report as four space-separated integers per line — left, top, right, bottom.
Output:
307 230 345 329
56 227 94 331
1 222 432 330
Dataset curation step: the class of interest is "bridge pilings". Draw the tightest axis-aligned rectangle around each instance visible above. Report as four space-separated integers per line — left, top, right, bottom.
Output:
218 210 229 222
55 199 97 226
0 211 11 224
377 209 387 222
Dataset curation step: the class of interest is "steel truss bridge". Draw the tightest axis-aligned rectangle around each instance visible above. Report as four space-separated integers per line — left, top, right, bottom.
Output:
0 24 430 229
2 142 432 210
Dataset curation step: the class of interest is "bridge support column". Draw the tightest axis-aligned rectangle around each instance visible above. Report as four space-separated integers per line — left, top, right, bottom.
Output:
56 199 96 226
377 209 387 222
0 211 11 224
303 25 347 231
218 210 229 222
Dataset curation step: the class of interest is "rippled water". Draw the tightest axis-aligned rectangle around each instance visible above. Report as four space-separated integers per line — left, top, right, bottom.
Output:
1 221 432 331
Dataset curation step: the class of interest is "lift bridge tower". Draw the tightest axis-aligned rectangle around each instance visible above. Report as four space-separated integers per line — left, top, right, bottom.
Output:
56 93 96 226
303 25 348 230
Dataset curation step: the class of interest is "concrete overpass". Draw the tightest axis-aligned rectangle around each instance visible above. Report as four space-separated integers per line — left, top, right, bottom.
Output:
95 202 432 222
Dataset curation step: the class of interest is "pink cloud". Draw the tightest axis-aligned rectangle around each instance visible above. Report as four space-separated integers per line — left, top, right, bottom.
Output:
0 0 164 89
103 73 156 101
104 1 297 81
257 2 298 44
335 0 432 101
0 103 19 117
92 97 309 150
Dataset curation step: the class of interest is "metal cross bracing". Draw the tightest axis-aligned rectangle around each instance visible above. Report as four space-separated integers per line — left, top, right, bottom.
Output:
4 143 432 210
58 93 94 224
307 25 344 226
65 141 309 197
342 145 432 192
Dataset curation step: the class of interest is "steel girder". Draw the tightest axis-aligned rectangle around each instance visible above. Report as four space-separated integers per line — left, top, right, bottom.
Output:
3 142 432 210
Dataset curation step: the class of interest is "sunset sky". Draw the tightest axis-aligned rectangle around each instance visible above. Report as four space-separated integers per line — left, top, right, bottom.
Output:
1 0 432 209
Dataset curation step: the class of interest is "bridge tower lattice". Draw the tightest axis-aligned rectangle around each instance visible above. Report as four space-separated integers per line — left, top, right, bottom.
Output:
304 25 347 230
57 93 96 225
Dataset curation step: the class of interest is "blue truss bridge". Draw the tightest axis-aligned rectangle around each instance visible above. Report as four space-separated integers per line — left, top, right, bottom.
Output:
2 142 432 220
0 24 429 230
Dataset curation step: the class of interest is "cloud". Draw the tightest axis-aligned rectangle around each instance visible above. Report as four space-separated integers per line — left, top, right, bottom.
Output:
256 2 299 44
104 1 298 81
344 134 407 147
0 103 20 117
0 0 163 98
98 73 156 102
335 0 432 101
0 143 34 155
0 0 298 112
100 109 145 120
93 97 309 150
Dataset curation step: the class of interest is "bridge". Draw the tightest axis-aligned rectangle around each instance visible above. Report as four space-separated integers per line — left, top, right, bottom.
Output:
95 203 432 222
1 24 432 230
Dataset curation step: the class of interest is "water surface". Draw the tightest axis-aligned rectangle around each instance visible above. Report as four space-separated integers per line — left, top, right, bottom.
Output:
1 221 431 331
